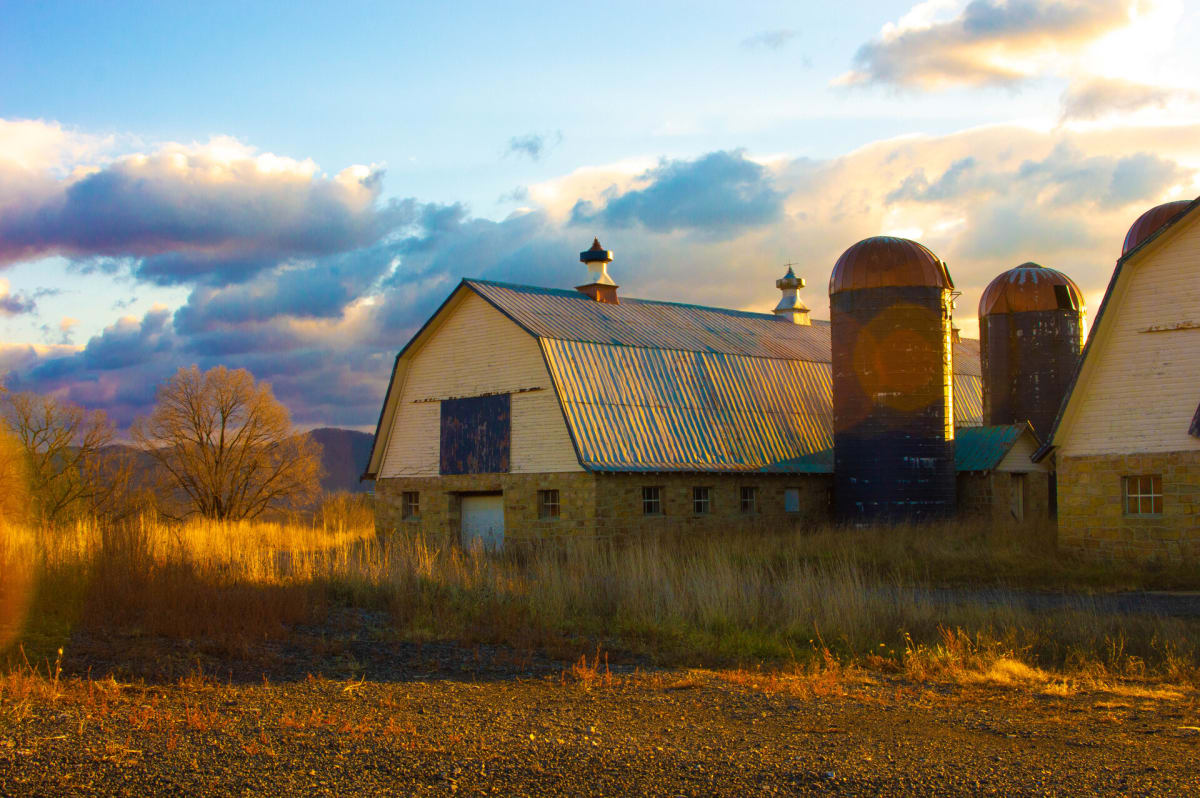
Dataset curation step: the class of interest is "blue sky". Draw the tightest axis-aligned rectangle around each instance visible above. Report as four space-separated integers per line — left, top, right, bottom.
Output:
2 0 1199 428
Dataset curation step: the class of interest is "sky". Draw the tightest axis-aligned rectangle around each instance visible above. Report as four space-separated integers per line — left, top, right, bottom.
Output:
2 0 1199 431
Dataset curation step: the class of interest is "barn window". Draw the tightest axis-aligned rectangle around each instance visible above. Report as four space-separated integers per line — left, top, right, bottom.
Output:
1053 284 1074 310
538 489 560 520
642 486 663 515
740 486 758 513
401 491 420 520
784 488 801 513
1123 475 1163 515
693 486 711 514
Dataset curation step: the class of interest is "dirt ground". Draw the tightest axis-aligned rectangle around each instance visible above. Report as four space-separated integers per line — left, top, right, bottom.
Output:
3 649 1199 797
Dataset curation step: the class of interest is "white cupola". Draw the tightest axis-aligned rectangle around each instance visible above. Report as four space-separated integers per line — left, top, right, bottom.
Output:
773 266 810 324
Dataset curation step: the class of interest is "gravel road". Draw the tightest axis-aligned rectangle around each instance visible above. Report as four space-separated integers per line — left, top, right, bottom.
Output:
3 665 1198 796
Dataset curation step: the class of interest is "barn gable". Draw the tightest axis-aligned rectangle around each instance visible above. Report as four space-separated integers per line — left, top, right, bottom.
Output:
1047 198 1200 457
366 286 582 479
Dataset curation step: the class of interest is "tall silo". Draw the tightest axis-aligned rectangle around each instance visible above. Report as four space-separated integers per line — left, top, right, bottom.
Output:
978 263 1085 442
830 236 957 522
1122 200 1192 256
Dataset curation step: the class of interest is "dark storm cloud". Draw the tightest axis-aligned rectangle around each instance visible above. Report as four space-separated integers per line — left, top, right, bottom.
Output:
570 150 784 237
838 0 1131 89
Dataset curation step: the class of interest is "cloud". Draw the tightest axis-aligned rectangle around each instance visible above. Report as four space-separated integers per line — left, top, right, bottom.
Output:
0 279 36 315
886 143 1184 209
837 0 1136 89
0 134 412 284
570 150 785 237
1059 77 1195 120
741 30 798 50
3 121 1198 429
505 131 563 162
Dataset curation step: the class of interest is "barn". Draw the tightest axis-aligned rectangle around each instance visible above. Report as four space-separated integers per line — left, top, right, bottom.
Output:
1039 197 1200 561
363 240 1049 546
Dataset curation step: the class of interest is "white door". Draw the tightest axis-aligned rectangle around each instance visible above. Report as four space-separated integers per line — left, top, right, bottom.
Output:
461 494 504 550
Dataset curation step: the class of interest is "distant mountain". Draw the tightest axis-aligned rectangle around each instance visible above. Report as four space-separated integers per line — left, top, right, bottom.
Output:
309 428 374 494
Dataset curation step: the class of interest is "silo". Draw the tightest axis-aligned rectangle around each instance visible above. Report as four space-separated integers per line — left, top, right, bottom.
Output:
1122 200 1192 256
830 236 957 522
978 263 1085 442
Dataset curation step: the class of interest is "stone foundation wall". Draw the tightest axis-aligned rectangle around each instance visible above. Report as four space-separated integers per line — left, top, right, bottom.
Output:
1058 451 1200 561
592 473 832 537
957 471 1052 525
375 471 834 543
375 472 597 544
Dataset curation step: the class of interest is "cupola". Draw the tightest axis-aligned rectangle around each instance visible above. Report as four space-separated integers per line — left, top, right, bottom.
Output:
773 266 810 324
576 238 619 304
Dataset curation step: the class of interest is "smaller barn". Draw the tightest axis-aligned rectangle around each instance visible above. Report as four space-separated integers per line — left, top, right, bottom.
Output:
956 424 1051 524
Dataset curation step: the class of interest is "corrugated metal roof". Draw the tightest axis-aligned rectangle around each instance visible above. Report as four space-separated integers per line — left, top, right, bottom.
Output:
955 424 1026 472
468 280 984 473
470 279 833 361
954 374 982 427
542 338 835 472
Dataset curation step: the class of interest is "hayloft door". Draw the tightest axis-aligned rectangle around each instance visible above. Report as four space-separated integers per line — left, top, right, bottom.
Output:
461 494 504 550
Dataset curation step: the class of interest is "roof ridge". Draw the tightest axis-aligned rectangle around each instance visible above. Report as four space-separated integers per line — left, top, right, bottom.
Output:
465 277 799 322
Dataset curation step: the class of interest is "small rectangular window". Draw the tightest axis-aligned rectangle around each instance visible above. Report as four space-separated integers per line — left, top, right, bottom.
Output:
693 486 711 514
1123 475 1163 515
401 491 420 520
784 488 800 513
538 489 560 520
642 486 663 516
740 486 757 514
1053 284 1073 310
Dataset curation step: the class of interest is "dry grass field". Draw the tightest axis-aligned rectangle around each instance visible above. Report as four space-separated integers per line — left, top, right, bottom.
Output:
3 507 1199 679
5 509 1200 793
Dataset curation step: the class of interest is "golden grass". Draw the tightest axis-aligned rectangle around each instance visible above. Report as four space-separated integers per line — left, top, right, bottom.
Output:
2 513 1199 683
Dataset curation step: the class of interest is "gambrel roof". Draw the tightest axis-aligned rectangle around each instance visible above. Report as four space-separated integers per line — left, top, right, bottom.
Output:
1038 196 1200 461
365 279 985 477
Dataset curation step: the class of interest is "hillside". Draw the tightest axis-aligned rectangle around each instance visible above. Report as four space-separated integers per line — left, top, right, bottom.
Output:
309 428 374 494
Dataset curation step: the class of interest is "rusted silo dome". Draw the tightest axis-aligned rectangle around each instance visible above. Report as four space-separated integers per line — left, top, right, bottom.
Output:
978 262 1084 317
830 236 953 295
1122 200 1191 255
978 262 1086 443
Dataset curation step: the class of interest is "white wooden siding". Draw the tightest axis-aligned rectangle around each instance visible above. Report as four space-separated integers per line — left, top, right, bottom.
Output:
1060 213 1200 457
997 431 1048 472
378 292 583 477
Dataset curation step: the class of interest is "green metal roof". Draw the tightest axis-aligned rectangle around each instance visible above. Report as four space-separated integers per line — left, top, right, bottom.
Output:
954 424 1029 472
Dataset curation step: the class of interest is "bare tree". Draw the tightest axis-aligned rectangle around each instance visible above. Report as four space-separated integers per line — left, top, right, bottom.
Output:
132 366 322 520
0 391 131 524
0 418 28 524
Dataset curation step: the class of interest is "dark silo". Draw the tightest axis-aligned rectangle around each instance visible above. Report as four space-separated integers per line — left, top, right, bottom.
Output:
978 263 1085 442
1122 200 1192 256
830 236 957 522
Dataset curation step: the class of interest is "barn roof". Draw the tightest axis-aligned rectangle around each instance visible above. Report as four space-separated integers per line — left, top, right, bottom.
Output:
955 424 1031 472
463 279 984 474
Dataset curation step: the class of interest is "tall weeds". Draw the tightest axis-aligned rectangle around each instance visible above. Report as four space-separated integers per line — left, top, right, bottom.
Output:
2 516 1197 679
